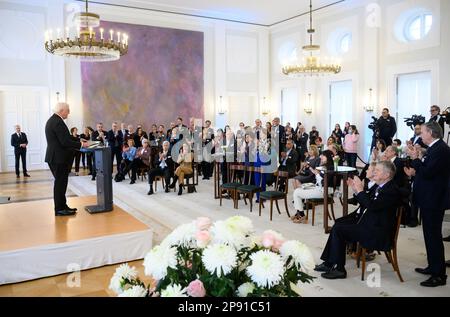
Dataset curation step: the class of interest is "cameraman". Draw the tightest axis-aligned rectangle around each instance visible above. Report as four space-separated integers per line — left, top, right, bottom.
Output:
429 105 446 133
378 108 397 146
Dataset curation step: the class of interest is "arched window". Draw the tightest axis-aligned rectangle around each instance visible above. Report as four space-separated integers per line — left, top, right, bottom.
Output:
405 13 433 41
338 33 352 54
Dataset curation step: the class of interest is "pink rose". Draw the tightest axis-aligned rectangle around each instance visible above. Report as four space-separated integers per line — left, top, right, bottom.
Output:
261 230 284 251
196 217 212 231
196 230 211 248
187 279 206 297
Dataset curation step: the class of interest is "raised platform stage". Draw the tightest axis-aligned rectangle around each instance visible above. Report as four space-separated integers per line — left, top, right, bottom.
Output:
0 196 152 285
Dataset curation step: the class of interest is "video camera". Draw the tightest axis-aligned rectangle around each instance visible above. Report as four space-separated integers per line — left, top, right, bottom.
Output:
368 116 379 132
442 107 450 125
404 115 426 130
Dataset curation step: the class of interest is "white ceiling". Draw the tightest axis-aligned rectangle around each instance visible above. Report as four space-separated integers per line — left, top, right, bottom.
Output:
90 0 346 26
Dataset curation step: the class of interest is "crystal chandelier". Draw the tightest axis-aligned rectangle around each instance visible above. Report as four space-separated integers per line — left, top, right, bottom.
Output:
44 0 128 62
282 0 341 77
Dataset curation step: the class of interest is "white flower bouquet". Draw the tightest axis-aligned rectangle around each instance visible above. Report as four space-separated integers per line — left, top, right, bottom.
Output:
110 216 315 297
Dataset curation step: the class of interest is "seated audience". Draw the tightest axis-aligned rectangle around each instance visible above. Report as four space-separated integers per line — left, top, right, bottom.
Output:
115 139 136 182
314 161 401 279
293 145 321 189
291 150 335 224
147 141 174 195
171 143 193 196
130 138 151 184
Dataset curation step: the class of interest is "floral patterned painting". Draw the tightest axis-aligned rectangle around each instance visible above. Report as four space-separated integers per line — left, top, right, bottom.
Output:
81 21 204 129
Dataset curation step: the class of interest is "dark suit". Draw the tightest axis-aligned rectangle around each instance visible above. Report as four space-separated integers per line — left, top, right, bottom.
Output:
11 132 28 176
378 115 397 146
294 132 309 163
429 115 446 134
272 125 285 154
45 114 81 212
410 135 428 149
148 150 174 187
106 129 124 173
411 139 450 278
320 181 401 269
267 147 298 187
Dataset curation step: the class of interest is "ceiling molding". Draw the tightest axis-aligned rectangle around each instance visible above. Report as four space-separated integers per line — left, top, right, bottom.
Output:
74 0 347 27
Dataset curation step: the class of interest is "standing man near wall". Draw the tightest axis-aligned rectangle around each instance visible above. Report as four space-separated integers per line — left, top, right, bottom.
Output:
45 102 88 216
404 121 450 287
377 108 397 146
11 125 30 178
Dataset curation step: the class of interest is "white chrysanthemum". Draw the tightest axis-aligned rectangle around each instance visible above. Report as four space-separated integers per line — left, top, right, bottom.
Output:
160 222 197 249
237 282 256 297
160 284 188 297
246 250 285 288
225 216 254 234
279 241 315 273
109 263 138 294
209 216 254 249
118 285 148 297
143 246 177 280
202 244 237 277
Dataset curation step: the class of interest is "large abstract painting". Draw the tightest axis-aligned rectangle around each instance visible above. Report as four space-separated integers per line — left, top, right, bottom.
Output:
81 21 204 129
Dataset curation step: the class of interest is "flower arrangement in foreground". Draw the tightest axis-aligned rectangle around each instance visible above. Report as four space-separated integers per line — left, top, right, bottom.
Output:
110 216 315 297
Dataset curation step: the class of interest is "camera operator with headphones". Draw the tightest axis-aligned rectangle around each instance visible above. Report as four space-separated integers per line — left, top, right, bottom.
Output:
377 108 397 146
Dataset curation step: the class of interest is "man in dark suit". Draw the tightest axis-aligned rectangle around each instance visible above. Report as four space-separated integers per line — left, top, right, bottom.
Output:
11 125 30 178
410 124 428 149
272 117 286 155
90 123 107 181
106 122 124 173
147 141 174 195
429 105 446 133
315 161 401 279
266 139 298 189
404 121 450 287
45 103 87 216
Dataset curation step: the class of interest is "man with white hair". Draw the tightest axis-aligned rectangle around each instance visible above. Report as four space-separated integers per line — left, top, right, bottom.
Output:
315 161 401 279
45 102 88 216
147 140 174 195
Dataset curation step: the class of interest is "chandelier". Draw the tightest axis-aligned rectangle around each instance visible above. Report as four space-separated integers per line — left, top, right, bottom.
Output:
282 0 341 77
44 0 128 62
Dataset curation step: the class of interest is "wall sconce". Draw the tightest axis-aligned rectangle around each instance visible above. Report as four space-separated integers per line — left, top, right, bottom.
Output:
217 95 226 115
364 88 375 112
261 97 270 116
56 92 60 102
304 93 313 114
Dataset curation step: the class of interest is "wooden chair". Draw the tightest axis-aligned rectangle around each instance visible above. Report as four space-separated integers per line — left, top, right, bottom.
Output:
259 171 291 221
236 166 263 212
154 176 165 191
219 164 243 209
305 194 336 226
137 166 149 181
356 207 404 282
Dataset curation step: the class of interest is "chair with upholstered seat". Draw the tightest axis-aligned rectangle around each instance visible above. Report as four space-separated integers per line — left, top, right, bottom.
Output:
305 195 336 226
356 207 404 282
236 166 263 212
258 171 291 221
219 164 244 209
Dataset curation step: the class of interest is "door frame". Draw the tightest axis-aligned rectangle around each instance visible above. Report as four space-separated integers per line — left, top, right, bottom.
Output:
0 85 50 172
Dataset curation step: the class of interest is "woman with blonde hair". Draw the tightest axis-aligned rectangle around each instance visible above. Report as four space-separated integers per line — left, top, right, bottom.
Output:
173 143 193 195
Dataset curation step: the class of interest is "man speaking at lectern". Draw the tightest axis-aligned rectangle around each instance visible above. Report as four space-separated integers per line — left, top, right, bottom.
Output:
45 102 88 216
